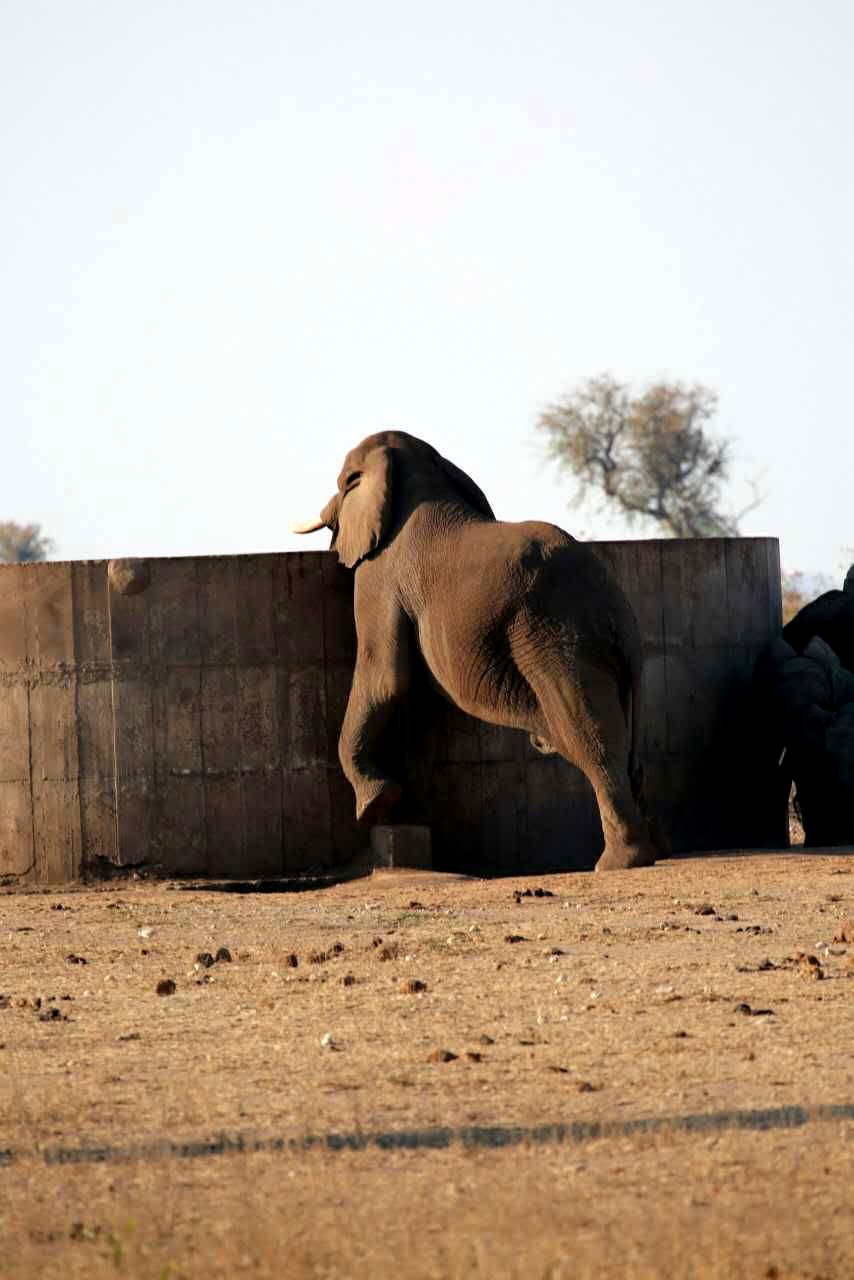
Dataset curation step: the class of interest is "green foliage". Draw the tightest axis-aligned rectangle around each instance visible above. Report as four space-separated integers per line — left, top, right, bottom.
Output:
0 521 54 563
537 374 753 538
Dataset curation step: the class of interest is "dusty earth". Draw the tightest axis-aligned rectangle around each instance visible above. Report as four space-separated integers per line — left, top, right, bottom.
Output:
1 850 853 1279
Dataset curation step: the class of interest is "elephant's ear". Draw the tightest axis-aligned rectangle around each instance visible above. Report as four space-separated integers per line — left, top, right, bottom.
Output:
437 456 495 519
335 446 393 568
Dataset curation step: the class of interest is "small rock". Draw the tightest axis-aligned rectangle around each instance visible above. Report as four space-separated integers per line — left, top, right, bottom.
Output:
400 979 427 994
308 950 329 965
320 1031 337 1049
735 1003 753 1015
576 1081 597 1093
513 887 555 902
504 934 526 944
156 979 176 996
285 954 299 968
215 947 233 963
427 1048 458 1063
38 1008 65 1022
65 954 87 966
797 954 824 981
832 919 854 944
408 900 425 910
195 952 215 969
138 927 155 940
478 1034 495 1045
464 1051 482 1062
694 903 716 916
117 1032 141 1042
342 974 356 986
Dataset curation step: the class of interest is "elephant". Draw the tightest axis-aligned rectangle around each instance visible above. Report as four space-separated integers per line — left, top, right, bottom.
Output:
754 594 854 847
782 566 854 671
291 430 657 871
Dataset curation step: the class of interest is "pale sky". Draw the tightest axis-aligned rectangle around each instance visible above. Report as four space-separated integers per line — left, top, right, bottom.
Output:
2 0 852 578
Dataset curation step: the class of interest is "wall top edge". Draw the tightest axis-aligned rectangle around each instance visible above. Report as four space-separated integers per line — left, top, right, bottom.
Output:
0 536 781 573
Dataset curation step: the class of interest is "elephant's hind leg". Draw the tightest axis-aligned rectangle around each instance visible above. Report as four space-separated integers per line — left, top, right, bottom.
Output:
530 666 656 871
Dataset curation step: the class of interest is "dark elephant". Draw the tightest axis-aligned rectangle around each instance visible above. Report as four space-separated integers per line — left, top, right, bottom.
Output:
292 431 657 871
782 565 854 670
755 569 854 847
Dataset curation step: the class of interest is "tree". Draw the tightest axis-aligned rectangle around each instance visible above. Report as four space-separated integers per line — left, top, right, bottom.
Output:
536 374 761 537
0 521 54 563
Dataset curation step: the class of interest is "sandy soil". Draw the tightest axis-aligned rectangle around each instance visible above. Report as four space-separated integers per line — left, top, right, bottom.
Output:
1 850 853 1279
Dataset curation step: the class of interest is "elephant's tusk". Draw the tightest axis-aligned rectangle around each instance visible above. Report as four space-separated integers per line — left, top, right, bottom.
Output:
289 518 327 535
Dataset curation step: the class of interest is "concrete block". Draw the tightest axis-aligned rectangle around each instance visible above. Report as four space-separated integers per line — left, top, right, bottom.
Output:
370 824 432 871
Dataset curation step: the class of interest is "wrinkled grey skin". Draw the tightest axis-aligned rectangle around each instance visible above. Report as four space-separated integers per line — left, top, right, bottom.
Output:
293 431 656 871
756 580 854 847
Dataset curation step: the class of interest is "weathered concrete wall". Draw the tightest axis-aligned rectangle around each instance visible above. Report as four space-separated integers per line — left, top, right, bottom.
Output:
0 539 784 884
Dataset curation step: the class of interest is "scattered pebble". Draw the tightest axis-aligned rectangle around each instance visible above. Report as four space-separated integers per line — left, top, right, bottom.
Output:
38 1008 66 1023
797 954 824 981
156 979 176 996
464 1051 482 1062
65 954 87 965
400 979 427 994
285 954 299 968
342 974 356 987
195 952 215 969
504 934 526 944
320 1032 338 1050
215 947 233 963
138 927 155 940
694 904 716 917
513 887 554 902
427 1048 458 1063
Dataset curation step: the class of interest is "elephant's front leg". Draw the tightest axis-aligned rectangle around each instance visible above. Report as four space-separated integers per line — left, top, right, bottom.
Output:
339 582 412 823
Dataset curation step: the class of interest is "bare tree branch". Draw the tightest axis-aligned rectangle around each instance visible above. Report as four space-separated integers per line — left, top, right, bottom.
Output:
0 521 54 563
536 374 762 539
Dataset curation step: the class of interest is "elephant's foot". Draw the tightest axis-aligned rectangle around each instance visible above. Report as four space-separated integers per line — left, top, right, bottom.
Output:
594 839 657 872
354 776 403 824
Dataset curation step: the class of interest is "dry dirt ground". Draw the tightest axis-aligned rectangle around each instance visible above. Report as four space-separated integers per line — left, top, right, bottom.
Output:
1 851 853 1280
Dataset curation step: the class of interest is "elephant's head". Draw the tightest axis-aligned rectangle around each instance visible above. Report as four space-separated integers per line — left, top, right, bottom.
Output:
290 430 495 568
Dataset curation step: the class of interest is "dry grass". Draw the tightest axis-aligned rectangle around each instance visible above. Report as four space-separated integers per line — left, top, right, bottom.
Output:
1 851 853 1278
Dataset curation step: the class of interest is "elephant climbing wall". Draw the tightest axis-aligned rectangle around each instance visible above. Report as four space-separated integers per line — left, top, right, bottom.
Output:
0 539 784 884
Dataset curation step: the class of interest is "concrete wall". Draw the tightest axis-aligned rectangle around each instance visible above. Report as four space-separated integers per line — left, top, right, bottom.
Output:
0 539 785 884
